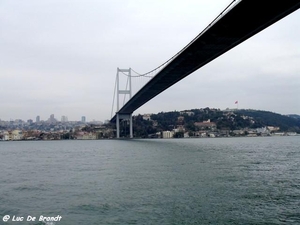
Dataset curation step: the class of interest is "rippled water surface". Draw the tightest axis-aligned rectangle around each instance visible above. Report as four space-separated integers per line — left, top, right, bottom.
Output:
1 137 300 224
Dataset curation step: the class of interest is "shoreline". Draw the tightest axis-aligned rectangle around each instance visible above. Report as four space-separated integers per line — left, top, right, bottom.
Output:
1 134 299 142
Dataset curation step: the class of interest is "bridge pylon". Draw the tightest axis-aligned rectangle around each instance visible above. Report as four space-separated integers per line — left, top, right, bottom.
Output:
115 68 133 138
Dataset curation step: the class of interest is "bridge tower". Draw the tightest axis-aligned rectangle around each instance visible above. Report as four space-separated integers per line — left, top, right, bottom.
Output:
115 68 133 138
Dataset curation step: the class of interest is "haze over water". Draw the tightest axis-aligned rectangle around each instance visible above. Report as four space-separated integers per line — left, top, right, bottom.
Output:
1 137 300 224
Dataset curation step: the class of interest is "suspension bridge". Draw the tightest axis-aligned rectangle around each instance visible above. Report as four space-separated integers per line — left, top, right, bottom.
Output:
111 0 300 138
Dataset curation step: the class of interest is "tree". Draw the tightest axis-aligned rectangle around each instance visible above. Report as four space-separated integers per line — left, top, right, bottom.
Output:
173 131 184 138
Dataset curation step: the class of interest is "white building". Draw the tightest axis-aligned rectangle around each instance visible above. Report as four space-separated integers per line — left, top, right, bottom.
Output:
180 111 194 116
267 126 280 132
162 131 174 138
256 127 270 134
12 130 23 140
142 114 152 121
3 131 10 141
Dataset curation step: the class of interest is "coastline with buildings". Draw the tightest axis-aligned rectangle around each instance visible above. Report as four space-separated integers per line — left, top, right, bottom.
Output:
1 108 299 141
0 114 113 141
0 127 298 141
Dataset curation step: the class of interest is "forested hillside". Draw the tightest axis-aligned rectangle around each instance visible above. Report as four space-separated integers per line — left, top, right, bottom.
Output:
128 108 300 138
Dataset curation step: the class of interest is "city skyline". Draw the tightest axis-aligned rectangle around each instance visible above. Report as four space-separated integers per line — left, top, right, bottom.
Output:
0 114 91 123
0 0 299 121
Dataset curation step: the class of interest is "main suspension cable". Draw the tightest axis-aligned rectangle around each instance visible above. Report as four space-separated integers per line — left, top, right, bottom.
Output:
129 0 238 77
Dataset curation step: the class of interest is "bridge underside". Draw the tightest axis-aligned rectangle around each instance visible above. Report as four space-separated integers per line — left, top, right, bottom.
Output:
111 0 299 122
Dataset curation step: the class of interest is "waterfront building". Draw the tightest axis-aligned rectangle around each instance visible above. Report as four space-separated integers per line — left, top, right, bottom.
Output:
12 130 23 140
3 131 10 141
162 131 174 138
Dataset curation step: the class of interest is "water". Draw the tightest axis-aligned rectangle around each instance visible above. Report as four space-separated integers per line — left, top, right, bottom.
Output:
0 137 299 224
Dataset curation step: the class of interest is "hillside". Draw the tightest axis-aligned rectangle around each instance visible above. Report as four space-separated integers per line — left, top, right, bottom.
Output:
127 108 300 138
287 114 300 120
238 110 300 131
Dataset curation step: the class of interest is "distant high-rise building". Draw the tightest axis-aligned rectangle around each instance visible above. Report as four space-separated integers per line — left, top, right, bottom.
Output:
61 116 68 122
48 114 56 123
36 116 40 123
81 116 86 123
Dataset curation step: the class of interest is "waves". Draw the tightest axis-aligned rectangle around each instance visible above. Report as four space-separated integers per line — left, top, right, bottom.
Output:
1 137 299 224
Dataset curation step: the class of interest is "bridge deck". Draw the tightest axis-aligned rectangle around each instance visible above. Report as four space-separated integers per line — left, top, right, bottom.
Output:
111 0 299 122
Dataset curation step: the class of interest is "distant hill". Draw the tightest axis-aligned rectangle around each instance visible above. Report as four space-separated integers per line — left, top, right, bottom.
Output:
287 114 300 120
238 110 300 131
129 108 300 138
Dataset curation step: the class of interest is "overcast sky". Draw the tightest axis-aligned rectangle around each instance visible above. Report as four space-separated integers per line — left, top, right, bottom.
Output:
0 0 299 122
